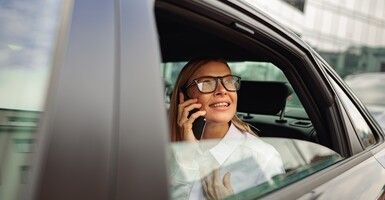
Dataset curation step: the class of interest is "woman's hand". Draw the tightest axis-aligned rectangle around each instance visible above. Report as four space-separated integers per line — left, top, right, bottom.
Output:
202 169 234 200
177 92 206 142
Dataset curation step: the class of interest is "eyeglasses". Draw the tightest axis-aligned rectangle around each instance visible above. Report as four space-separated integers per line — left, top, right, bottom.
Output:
184 75 241 94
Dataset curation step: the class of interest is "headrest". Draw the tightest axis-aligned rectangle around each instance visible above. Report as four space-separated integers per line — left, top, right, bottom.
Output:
237 81 292 115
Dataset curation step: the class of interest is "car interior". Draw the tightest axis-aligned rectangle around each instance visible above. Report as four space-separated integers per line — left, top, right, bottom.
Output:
155 1 335 152
237 80 316 141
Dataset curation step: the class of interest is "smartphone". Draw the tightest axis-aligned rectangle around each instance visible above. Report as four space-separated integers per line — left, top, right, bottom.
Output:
189 109 206 140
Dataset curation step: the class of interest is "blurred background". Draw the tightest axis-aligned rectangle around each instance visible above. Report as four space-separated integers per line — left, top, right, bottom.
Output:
245 0 385 77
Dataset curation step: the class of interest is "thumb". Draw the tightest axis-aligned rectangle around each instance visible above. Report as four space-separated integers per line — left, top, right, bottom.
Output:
223 172 233 190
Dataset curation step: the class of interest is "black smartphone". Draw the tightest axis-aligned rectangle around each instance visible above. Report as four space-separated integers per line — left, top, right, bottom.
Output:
189 109 206 140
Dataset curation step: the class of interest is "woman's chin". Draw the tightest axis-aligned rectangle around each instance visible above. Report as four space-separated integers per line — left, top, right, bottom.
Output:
205 116 233 124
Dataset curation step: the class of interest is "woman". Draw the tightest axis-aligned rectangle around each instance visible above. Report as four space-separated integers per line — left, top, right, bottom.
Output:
169 58 284 200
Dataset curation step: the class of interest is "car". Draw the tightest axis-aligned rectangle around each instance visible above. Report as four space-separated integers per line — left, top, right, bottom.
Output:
344 73 385 131
0 0 385 200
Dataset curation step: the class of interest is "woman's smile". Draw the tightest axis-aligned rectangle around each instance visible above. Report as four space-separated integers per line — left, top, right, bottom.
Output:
208 101 231 110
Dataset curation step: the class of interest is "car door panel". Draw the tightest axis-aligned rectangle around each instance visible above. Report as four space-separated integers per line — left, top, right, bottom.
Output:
27 0 117 199
116 0 170 199
298 156 385 199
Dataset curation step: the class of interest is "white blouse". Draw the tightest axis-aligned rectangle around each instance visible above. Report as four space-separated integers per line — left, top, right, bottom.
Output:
169 123 285 200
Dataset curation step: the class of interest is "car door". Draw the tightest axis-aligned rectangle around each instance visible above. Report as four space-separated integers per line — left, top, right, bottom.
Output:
154 0 385 199
13 0 385 199
289 61 385 200
115 0 170 199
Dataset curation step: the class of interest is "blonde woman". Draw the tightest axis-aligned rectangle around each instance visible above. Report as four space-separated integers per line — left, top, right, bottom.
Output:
169 58 284 200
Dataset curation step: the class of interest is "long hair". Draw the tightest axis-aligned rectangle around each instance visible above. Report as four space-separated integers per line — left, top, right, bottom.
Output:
169 57 253 141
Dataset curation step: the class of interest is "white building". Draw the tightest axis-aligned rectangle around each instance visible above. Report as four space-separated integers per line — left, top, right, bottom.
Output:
245 0 385 52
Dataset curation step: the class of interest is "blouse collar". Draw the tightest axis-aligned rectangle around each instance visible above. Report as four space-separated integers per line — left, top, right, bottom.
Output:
209 123 246 165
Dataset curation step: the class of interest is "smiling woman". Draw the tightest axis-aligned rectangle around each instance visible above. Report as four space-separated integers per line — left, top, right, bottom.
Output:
170 58 251 141
168 58 285 199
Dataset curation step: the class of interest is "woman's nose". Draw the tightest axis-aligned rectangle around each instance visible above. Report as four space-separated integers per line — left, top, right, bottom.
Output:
214 79 227 95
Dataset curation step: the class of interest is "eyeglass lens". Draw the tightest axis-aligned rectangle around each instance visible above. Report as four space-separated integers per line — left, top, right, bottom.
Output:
195 76 240 93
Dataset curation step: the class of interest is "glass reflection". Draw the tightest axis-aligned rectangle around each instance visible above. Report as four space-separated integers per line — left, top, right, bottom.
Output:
0 0 63 199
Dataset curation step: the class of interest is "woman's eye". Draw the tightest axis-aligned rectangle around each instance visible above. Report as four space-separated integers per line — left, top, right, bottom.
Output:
223 79 233 84
198 79 214 83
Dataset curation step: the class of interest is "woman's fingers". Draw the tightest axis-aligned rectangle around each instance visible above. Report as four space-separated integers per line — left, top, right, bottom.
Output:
223 172 233 191
185 110 206 125
203 174 214 199
213 169 220 183
177 103 202 127
177 95 197 122
202 170 233 199
179 92 184 104
180 103 202 124
202 177 212 199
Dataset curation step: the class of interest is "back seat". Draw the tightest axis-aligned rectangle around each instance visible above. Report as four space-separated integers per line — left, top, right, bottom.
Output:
237 81 316 142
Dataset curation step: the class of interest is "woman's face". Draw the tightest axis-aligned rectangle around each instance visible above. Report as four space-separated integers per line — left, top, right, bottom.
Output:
187 61 237 124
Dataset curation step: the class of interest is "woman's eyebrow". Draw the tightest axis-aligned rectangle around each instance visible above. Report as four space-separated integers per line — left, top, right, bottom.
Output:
197 74 232 78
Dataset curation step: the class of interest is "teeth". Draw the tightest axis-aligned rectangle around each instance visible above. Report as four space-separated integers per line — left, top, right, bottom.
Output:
212 102 229 107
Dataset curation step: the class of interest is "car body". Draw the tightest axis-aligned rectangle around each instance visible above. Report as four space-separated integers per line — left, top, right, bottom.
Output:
1 0 385 200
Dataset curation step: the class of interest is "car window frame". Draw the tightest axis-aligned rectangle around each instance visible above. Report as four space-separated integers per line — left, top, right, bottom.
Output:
322 61 385 151
158 0 341 151
156 0 361 199
117 0 170 199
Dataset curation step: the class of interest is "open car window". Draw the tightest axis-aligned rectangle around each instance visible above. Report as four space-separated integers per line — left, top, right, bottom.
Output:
155 2 345 199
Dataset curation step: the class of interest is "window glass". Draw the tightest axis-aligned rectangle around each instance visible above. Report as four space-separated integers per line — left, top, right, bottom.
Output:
168 138 342 199
344 74 385 132
329 77 377 148
162 61 343 199
0 0 63 199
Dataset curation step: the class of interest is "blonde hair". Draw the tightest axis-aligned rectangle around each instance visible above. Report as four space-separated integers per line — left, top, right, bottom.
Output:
169 58 254 141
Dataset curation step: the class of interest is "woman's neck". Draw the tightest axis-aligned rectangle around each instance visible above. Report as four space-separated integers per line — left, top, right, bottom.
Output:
202 122 230 140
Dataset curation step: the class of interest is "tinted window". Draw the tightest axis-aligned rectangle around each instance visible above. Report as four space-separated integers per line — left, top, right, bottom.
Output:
329 78 376 148
163 62 342 199
0 0 63 198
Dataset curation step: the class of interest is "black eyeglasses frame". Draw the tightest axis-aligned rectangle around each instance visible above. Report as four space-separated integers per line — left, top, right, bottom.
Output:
183 75 241 94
